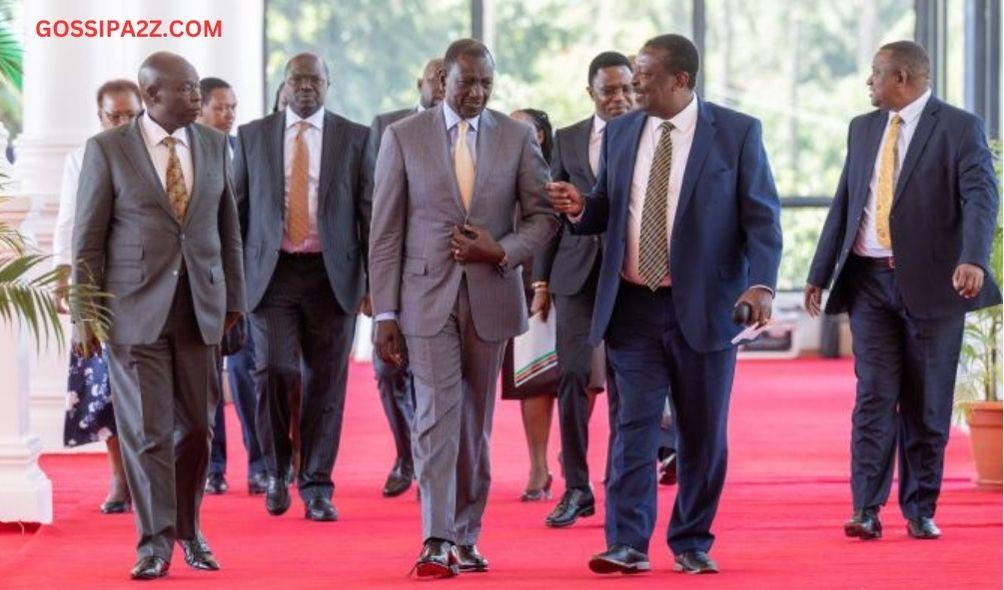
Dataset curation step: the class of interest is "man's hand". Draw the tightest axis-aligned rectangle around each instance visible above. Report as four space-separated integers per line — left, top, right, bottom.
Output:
450 225 505 264
546 181 584 216
72 322 102 358
55 265 71 315
359 293 373 317
375 319 407 368
735 287 773 327
804 284 823 318
530 289 551 321
953 263 985 299
224 311 242 332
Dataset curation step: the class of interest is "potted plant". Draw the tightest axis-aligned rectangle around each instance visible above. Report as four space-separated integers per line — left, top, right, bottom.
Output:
955 140 1003 488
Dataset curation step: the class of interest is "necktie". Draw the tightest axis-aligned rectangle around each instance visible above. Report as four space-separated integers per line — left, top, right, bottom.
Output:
875 114 902 248
637 121 675 291
162 137 189 222
286 121 310 246
455 120 475 209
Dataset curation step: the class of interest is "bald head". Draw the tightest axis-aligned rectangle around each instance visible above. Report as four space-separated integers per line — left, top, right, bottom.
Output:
283 52 329 118
137 51 201 132
418 58 445 109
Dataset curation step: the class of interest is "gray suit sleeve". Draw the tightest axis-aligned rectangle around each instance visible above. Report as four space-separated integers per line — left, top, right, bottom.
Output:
358 126 374 279
71 137 113 311
368 126 407 316
218 135 247 313
499 126 559 271
531 131 566 283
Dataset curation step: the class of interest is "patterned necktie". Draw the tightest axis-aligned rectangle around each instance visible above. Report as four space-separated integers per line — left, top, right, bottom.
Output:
455 120 475 209
162 137 189 222
637 121 675 291
875 114 903 248
286 121 311 246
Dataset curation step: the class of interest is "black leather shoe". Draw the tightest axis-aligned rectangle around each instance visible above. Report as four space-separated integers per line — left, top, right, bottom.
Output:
305 497 338 521
247 472 268 495
674 550 719 574
414 539 459 578
100 497 131 514
658 451 678 486
265 476 290 516
382 459 414 497
588 545 650 574
907 517 941 539
456 544 488 572
178 537 220 571
844 509 882 540
545 487 595 528
205 473 228 495
130 556 169 580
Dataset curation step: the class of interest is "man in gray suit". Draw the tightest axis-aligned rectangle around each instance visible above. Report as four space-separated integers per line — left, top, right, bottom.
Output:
72 51 245 580
370 39 558 577
363 57 444 498
233 53 371 522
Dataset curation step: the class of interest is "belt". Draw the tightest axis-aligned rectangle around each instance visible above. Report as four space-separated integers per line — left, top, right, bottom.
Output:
619 279 672 295
852 255 895 269
279 250 323 259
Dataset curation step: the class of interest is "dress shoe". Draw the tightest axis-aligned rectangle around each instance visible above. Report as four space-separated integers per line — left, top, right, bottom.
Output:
305 497 338 521
844 509 882 540
382 459 414 497
413 539 459 578
205 472 228 495
907 516 941 539
674 550 719 574
130 556 169 580
658 451 678 486
588 545 650 574
456 544 488 572
265 476 290 516
247 471 268 495
520 473 553 502
100 495 131 514
178 536 220 571
545 487 595 528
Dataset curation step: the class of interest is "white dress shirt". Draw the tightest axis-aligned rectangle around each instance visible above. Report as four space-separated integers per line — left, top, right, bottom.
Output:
853 88 932 257
282 105 325 253
139 111 194 197
588 114 606 177
52 146 85 268
622 95 699 286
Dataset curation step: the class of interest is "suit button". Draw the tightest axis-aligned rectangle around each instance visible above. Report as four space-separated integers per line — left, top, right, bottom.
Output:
173 270 179 277
179 233 186 240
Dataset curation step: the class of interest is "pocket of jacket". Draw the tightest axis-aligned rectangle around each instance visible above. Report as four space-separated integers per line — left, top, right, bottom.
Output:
105 266 143 284
403 257 427 276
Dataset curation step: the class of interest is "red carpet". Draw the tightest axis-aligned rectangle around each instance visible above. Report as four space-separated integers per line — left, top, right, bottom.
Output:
0 359 1000 588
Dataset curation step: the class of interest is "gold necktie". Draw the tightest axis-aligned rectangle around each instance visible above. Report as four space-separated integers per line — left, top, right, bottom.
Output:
875 114 902 248
286 121 310 246
454 120 475 209
637 121 675 291
162 137 189 222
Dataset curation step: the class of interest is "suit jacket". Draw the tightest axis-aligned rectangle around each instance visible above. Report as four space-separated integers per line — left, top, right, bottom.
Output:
369 105 559 341
72 118 246 346
576 101 783 353
366 108 417 178
233 110 371 313
808 97 1001 317
532 117 603 296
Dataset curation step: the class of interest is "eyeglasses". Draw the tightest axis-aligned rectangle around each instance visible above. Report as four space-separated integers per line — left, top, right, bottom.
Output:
102 111 138 124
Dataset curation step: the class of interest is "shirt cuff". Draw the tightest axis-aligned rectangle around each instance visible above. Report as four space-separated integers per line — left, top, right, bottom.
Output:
750 284 774 297
374 312 398 322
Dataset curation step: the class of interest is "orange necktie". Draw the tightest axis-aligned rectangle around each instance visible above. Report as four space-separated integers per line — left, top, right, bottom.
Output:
286 121 311 246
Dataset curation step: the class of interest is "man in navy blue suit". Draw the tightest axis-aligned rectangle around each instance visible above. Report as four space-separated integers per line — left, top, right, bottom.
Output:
548 34 782 575
805 41 1000 541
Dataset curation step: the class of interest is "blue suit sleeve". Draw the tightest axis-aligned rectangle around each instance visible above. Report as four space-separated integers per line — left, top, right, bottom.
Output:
807 122 853 288
737 119 782 290
957 116 999 274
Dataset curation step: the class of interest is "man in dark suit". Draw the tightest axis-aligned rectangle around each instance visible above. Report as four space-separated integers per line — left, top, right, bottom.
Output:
363 57 444 498
73 51 245 580
233 52 371 522
549 34 782 575
805 41 1001 541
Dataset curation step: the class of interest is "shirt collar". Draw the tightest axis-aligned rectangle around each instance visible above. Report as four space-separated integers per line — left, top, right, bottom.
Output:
890 88 931 126
141 111 188 149
442 102 480 132
646 95 698 137
285 105 325 130
591 114 607 136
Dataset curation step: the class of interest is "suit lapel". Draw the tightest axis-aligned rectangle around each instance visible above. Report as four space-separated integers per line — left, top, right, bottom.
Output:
264 112 286 211
472 109 499 213
613 112 647 232
181 124 205 230
119 119 179 223
893 97 940 208
318 112 345 216
574 118 596 186
673 99 717 226
851 113 887 213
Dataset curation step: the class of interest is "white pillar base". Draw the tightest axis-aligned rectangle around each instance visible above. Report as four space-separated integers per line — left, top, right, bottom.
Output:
0 435 53 524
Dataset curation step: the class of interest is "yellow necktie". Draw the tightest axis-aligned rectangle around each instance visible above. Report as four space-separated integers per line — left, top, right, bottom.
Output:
162 137 189 222
875 115 902 248
454 120 475 209
286 121 310 246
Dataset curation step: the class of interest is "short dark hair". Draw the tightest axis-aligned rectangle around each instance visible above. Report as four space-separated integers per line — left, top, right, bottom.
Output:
199 77 231 105
879 40 931 81
95 79 141 106
443 39 494 73
587 51 632 86
642 34 700 89
513 108 554 164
